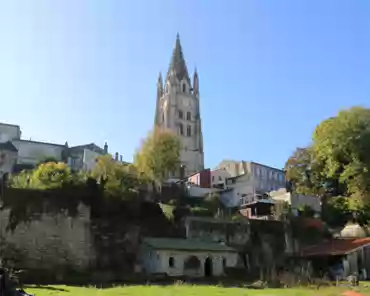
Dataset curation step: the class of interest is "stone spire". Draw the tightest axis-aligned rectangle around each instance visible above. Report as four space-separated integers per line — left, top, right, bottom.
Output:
166 33 191 85
154 72 163 126
193 68 199 97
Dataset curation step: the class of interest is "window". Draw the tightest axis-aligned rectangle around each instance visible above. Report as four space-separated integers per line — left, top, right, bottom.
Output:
187 125 191 137
182 83 186 93
169 256 175 267
178 110 183 119
218 176 222 181
212 175 215 182
186 111 191 120
178 123 184 135
162 113 165 123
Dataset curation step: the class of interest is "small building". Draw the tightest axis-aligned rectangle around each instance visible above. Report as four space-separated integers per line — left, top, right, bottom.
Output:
139 237 238 277
298 237 370 279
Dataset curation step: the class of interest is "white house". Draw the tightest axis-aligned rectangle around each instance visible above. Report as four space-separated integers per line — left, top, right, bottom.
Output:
269 188 322 216
139 237 238 277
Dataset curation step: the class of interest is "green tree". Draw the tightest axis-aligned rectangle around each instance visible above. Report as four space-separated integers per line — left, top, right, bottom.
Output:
313 107 370 202
36 156 59 166
285 106 370 225
134 128 181 185
11 162 74 189
90 155 140 198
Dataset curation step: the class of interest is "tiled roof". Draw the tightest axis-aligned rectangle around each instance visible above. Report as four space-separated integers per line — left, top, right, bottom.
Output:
0 141 18 152
142 237 236 252
299 238 370 257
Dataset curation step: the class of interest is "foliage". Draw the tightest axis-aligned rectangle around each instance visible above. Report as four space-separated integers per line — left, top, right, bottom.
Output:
298 205 315 218
90 155 142 199
285 106 370 225
36 156 59 166
271 201 292 220
134 128 181 184
11 162 77 190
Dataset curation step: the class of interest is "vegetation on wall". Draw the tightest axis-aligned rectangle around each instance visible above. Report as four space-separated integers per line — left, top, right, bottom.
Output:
285 106 370 226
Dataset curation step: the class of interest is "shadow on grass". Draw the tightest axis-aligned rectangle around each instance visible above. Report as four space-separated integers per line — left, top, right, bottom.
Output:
23 285 69 292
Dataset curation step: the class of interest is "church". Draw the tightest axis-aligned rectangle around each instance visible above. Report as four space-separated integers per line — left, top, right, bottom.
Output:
154 34 205 177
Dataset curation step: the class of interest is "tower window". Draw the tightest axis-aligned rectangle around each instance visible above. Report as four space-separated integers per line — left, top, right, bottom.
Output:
162 113 165 123
182 83 186 93
178 110 183 119
179 123 184 135
187 125 191 137
186 111 191 120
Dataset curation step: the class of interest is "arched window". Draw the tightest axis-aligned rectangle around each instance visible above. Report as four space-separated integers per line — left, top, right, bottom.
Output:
182 83 186 93
186 111 191 120
169 257 175 268
187 125 191 137
179 123 184 135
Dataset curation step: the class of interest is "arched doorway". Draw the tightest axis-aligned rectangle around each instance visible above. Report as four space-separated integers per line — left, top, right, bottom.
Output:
204 257 213 277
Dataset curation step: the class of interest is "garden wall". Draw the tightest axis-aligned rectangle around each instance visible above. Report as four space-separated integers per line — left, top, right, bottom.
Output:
0 203 95 271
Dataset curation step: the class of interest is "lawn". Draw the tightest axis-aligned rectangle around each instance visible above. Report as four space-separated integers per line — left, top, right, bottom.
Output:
25 284 369 296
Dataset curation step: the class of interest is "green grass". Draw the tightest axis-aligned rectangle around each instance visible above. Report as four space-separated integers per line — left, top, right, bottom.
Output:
25 284 369 296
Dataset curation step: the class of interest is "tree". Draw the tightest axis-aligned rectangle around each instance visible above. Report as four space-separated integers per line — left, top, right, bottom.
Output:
313 107 370 206
285 106 370 225
36 156 59 166
11 162 74 189
134 128 181 185
285 147 323 196
90 155 140 198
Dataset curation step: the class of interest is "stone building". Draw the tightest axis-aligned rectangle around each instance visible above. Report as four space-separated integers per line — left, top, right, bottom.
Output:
139 237 237 277
154 34 204 177
0 121 110 174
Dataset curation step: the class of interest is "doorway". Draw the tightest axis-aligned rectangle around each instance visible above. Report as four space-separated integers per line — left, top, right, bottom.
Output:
204 257 213 277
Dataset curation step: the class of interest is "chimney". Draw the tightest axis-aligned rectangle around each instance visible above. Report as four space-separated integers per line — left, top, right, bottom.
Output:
115 152 119 161
104 142 108 154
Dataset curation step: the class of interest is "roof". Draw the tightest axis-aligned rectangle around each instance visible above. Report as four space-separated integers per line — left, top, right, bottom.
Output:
142 237 236 252
12 139 65 148
69 143 105 154
166 34 191 85
0 141 18 152
299 238 370 257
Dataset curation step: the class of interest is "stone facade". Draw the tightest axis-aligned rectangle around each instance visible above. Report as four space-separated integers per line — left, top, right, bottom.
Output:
0 122 109 173
139 238 238 277
0 204 95 271
154 35 204 177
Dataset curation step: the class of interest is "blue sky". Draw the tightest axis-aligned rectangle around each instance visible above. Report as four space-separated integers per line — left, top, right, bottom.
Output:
0 1 369 170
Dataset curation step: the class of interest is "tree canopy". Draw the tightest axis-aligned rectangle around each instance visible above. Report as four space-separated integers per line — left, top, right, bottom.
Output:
285 106 370 226
134 128 181 184
11 162 75 189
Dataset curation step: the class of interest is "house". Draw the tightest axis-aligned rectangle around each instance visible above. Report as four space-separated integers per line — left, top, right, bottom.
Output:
214 160 286 207
66 143 108 171
0 121 118 173
215 160 286 193
270 188 321 217
139 237 238 277
298 237 370 279
0 141 18 177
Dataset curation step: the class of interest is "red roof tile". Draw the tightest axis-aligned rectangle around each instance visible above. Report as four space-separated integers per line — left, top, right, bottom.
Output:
299 238 370 257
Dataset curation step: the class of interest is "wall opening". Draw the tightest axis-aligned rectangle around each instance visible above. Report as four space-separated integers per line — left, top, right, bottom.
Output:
204 257 213 277
169 256 175 268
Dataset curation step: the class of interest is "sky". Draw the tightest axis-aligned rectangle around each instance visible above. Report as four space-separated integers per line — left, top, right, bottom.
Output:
0 0 369 170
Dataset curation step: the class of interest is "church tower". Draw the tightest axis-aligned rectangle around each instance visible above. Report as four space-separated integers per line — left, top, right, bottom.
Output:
154 34 204 177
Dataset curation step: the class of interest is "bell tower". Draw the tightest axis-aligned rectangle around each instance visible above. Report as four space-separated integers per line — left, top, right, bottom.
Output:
154 34 204 177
